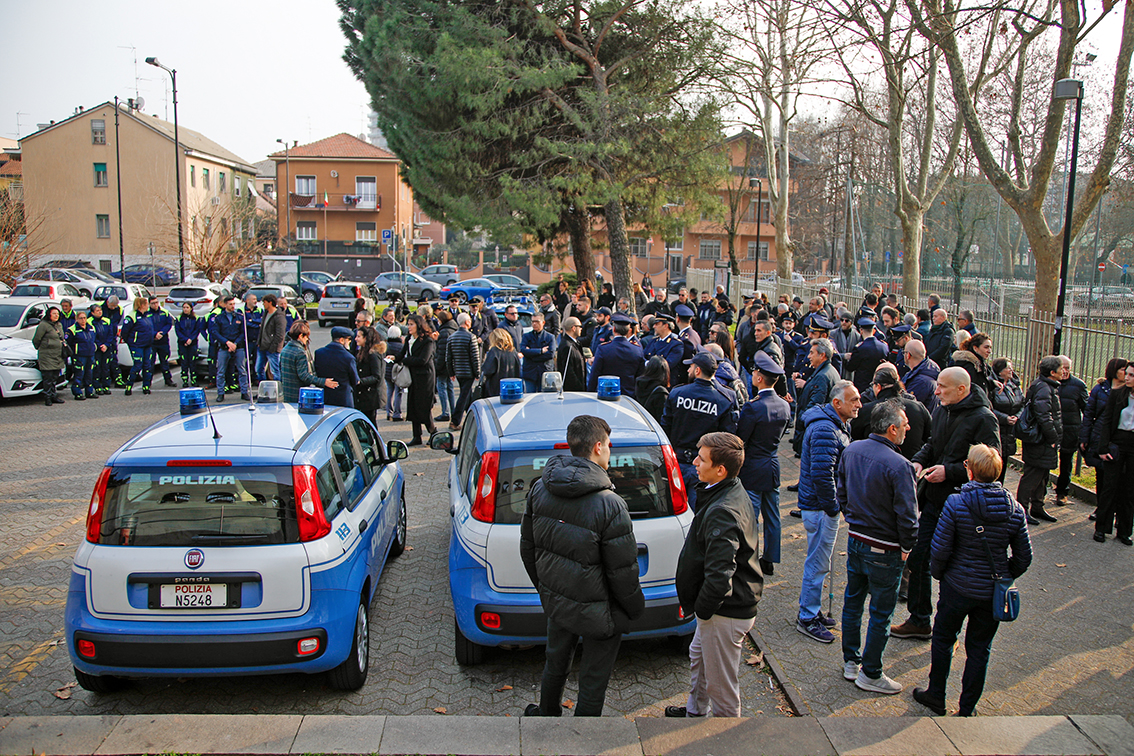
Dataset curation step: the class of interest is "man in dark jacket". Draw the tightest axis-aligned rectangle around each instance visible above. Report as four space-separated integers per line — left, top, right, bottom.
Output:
797 380 861 643
851 365 932 459
208 296 249 402
556 317 587 392
1054 355 1088 506
792 338 841 457
446 313 481 429
520 415 644 717
589 314 644 397
666 432 761 718
314 327 360 408
520 313 556 393
838 400 919 695
844 318 889 392
892 367 1000 640
738 318 783 374
925 309 955 369
538 294 561 337
1018 355 1063 523
256 294 286 382
902 340 940 411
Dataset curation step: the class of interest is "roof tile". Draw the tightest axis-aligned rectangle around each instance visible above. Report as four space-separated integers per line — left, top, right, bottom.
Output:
269 133 396 160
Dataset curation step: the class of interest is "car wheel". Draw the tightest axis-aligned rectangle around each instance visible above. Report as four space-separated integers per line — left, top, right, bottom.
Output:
328 598 370 690
669 633 693 654
73 667 128 694
303 291 317 304
318 319 328 328
81 289 93 298
455 291 468 303
454 618 486 666
388 488 407 559
446 279 457 286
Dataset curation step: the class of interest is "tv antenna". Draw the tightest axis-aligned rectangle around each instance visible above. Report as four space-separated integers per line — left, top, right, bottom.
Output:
118 45 140 101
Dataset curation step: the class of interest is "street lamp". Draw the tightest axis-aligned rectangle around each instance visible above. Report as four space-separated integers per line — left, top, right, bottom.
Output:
276 139 291 250
144 56 184 281
1052 77 1083 356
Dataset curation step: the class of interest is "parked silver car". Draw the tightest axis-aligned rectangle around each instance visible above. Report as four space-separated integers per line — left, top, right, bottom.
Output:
370 271 440 302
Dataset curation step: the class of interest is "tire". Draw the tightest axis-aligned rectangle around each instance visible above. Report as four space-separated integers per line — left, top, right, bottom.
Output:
446 279 457 286
328 598 370 690
454 618 486 666
388 489 407 559
456 291 468 303
303 291 317 304
318 319 328 328
74 667 127 693
669 633 693 653
81 289 93 298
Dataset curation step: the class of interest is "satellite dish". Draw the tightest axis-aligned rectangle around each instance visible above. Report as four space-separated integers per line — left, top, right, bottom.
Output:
330 170 339 178
135 96 145 110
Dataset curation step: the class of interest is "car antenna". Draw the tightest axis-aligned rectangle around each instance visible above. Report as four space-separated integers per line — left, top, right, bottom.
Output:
241 294 255 409
200 392 223 439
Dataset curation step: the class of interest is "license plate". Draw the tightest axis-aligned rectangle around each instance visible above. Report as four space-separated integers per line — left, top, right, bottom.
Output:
330 302 348 309
160 583 228 608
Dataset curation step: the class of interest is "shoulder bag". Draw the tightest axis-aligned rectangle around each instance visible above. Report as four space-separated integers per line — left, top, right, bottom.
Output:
969 502 1020 622
1014 388 1044 445
391 362 413 389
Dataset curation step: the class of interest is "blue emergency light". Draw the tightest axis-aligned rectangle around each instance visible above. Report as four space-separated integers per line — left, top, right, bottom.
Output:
597 376 621 401
499 378 524 404
179 387 207 415
298 387 325 414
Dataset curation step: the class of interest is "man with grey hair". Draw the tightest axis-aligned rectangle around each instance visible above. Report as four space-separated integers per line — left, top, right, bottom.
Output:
796 380 861 643
792 338 841 457
837 400 918 693
957 309 977 337
1018 355 1064 523
926 308 955 368
446 312 481 429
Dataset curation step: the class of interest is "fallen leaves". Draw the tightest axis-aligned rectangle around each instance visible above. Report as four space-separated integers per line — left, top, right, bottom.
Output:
496 684 513 692
414 472 425 477
433 706 447 714
405 546 414 551
53 682 77 700
1055 563 1067 568
745 651 764 666
562 699 574 709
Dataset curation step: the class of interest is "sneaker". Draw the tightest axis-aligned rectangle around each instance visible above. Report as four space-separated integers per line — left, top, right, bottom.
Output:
796 617 835 644
664 705 704 718
817 611 837 628
913 686 947 715
124 385 132 396
890 619 932 640
843 661 861 681
855 670 903 695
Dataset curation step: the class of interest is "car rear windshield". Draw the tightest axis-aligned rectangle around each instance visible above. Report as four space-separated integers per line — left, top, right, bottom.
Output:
324 284 359 298
168 287 208 299
494 446 673 524
11 285 50 297
95 466 298 546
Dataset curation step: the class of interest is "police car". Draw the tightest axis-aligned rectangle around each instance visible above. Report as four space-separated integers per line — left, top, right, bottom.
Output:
65 385 409 692
430 377 694 665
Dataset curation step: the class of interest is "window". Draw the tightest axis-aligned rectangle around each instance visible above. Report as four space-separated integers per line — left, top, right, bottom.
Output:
91 119 106 145
204 217 213 237
699 239 721 260
747 241 769 261
234 219 242 241
351 420 382 481
220 217 229 238
629 237 647 257
190 165 195 187
94 163 108 187
96 214 110 238
297 221 317 241
202 168 210 190
218 172 227 193
315 463 344 522
356 222 377 242
263 182 274 197
355 177 377 209
295 175 316 196
331 431 366 509
667 230 684 251
745 199 770 224
234 177 241 197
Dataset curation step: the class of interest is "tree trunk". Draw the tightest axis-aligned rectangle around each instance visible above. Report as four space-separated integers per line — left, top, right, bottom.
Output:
1027 230 1062 315
727 229 740 276
605 197 634 317
564 202 595 285
900 211 922 304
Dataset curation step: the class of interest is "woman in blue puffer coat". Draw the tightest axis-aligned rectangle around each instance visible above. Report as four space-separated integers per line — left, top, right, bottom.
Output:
912 444 1032 717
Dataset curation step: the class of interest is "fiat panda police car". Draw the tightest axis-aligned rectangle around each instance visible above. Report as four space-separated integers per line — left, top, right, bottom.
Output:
430 376 695 665
65 385 408 692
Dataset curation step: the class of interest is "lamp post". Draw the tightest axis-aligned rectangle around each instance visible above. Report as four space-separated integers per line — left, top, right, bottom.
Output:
144 57 184 281
276 139 291 251
1052 78 1083 356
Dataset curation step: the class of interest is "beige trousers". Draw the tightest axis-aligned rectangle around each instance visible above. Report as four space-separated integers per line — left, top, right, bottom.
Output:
686 613 755 717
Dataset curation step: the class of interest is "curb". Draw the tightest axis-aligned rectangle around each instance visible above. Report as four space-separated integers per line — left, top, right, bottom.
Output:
1004 455 1097 506
748 626 808 716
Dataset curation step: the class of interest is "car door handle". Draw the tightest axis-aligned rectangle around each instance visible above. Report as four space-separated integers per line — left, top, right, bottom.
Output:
637 545 648 556
359 519 368 533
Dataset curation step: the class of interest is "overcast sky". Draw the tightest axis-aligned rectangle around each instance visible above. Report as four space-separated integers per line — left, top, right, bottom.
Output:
1 0 371 165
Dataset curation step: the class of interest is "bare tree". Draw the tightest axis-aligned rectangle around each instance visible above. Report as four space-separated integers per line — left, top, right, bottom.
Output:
716 0 832 281
910 0 1134 313
159 195 264 283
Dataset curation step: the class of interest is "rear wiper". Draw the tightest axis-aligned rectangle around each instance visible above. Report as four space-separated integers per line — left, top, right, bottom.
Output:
190 534 269 542
160 492 192 503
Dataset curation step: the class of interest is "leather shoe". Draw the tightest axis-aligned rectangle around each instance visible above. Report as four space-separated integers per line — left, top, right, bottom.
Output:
786 483 799 492
759 558 774 576
1025 512 1040 526
1031 507 1058 523
664 705 704 718
1119 536 1133 546
407 438 423 447
524 704 542 717
1093 532 1107 543
913 687 947 716
789 509 802 518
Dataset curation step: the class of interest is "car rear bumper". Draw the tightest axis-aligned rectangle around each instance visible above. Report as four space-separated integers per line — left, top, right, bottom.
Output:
72 628 328 670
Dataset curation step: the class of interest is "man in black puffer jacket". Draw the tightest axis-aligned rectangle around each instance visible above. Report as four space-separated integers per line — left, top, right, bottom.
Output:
1054 355 1088 506
520 415 644 717
1018 355 1063 523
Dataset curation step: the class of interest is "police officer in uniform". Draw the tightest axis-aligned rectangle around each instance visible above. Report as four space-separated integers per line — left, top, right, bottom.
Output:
589 307 613 355
886 323 915 376
243 293 262 385
147 296 177 387
843 317 889 392
643 313 684 385
66 310 98 400
100 296 125 386
736 352 792 575
588 313 645 398
88 303 116 395
661 351 739 509
176 302 204 387
674 304 702 350
791 316 842 382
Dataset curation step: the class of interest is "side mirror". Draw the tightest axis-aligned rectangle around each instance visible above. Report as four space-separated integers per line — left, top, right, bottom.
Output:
429 431 456 454
386 439 409 461
26 318 41 327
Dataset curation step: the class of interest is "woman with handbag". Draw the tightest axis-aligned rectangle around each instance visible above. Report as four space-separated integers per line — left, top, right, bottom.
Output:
355 327 386 426
396 314 437 446
913 444 1032 717
481 328 521 398
33 305 66 406
384 326 405 421
1094 363 1134 545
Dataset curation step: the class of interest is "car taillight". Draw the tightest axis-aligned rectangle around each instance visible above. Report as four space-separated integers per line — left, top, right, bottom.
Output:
86 467 111 543
77 639 96 658
480 611 501 629
196 298 210 304
293 465 332 542
297 637 320 655
471 452 499 523
661 445 688 515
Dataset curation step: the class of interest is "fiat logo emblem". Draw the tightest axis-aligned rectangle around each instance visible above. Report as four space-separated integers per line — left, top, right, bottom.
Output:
184 549 204 569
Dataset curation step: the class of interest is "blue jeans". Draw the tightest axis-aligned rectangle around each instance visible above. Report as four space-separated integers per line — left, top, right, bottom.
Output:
256 350 280 382
926 581 1000 715
216 347 248 396
523 378 541 394
436 375 455 414
128 346 152 388
745 489 781 563
679 462 699 511
387 382 403 418
841 538 904 679
799 509 840 622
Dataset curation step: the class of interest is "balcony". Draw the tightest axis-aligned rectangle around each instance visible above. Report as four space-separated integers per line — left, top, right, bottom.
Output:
289 191 380 212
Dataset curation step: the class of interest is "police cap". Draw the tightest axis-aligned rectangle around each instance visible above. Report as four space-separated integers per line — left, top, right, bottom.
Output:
611 312 634 325
654 313 676 326
753 351 785 376
809 317 835 332
683 350 718 374
856 317 877 329
674 304 695 319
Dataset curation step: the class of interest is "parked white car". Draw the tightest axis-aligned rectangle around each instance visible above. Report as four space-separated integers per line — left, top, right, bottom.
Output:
0 297 64 338
0 333 67 398
165 283 229 318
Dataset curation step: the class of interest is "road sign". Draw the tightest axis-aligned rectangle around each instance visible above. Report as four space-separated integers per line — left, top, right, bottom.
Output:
382 229 393 243
714 260 729 268
1098 261 1107 272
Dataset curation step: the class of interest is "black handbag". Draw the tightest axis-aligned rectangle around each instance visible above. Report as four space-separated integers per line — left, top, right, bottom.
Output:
969 502 1020 622
1014 393 1044 445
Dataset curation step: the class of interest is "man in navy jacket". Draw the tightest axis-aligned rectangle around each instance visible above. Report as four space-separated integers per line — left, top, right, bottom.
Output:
314 326 360 408
208 296 249 401
589 314 644 398
837 400 919 695
520 313 556 393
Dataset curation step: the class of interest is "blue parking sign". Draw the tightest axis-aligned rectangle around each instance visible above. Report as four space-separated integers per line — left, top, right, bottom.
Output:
382 229 393 243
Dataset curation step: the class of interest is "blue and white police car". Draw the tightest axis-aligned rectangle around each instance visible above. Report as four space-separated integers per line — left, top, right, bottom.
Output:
65 385 409 692
431 377 695 665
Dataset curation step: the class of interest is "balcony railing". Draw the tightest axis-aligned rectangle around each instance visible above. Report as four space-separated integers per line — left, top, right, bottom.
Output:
289 191 380 211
